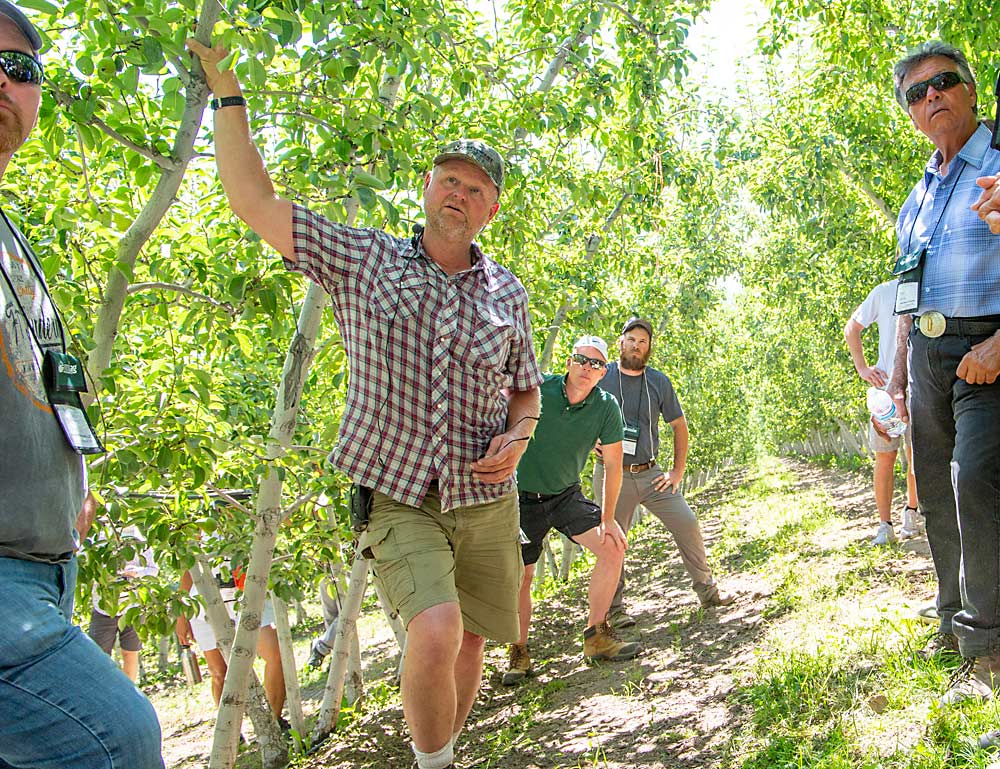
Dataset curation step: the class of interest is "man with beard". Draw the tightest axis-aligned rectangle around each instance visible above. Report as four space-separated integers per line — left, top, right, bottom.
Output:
0 3 163 766
187 40 542 769
882 41 1000 705
593 317 733 630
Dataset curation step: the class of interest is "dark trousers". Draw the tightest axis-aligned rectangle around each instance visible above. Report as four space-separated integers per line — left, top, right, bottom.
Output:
909 329 1000 656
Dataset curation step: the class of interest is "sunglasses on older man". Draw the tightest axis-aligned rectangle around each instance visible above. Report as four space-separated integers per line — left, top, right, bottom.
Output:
905 70 965 105
0 51 43 85
571 352 607 370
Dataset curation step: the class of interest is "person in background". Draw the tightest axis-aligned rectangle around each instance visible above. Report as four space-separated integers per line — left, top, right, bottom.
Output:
175 566 289 726
844 278 921 545
87 524 160 682
503 335 638 686
594 317 734 631
307 574 341 670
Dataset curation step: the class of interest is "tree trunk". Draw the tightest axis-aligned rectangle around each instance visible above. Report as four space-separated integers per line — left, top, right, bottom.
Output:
84 0 220 400
312 544 370 744
345 631 363 707
191 557 286 769
558 534 577 581
270 595 305 736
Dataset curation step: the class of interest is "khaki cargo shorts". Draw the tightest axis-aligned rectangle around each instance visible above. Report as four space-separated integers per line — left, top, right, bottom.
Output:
359 486 523 643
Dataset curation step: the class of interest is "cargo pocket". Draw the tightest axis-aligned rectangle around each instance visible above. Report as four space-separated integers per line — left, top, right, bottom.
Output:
365 525 415 615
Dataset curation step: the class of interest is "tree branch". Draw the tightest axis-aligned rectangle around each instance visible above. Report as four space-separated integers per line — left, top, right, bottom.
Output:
833 158 896 232
48 85 179 171
126 281 236 314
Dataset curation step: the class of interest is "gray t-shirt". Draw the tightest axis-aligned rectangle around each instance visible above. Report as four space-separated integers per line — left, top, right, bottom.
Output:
0 216 83 562
598 362 683 464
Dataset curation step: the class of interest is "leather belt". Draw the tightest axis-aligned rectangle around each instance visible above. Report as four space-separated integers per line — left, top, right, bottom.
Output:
625 461 654 473
915 313 1000 339
519 490 562 502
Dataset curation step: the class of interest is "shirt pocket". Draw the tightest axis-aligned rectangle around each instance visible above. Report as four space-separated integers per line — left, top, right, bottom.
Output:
368 263 428 324
453 303 517 374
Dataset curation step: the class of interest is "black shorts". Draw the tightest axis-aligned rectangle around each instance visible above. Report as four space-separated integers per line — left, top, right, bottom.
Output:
518 484 601 566
87 609 142 653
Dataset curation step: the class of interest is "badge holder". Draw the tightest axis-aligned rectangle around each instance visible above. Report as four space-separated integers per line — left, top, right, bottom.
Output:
622 424 639 456
42 350 105 454
892 247 925 314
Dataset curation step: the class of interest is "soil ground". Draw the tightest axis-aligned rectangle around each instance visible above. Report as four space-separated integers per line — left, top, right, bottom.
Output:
152 456 937 769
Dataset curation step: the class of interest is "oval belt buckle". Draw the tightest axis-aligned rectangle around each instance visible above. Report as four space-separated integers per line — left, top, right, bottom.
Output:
920 311 946 338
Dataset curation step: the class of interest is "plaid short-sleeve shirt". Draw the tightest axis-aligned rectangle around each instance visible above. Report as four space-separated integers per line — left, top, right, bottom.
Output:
289 204 542 511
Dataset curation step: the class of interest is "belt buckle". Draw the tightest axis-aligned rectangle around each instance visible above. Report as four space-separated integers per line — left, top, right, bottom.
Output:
628 463 644 473
919 311 946 338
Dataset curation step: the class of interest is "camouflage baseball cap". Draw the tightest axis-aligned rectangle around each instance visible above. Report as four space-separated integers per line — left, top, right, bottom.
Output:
0 1 42 52
433 139 505 194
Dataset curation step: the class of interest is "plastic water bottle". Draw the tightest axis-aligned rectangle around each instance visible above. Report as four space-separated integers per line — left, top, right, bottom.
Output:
866 387 906 437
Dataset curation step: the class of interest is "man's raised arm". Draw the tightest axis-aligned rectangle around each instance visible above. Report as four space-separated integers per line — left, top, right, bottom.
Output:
186 40 294 260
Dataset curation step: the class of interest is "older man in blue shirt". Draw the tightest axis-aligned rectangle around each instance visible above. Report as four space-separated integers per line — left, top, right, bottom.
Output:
886 41 1000 705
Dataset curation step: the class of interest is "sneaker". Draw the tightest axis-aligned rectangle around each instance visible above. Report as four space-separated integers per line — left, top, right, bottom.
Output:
606 607 637 629
916 604 939 624
899 506 923 539
501 643 532 686
306 647 326 670
940 655 1000 705
977 729 1000 750
583 621 641 663
871 521 896 546
917 631 961 660
700 587 736 608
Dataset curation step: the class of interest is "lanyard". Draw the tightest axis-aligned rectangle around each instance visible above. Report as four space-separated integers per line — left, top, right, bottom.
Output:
904 158 968 256
617 364 654 454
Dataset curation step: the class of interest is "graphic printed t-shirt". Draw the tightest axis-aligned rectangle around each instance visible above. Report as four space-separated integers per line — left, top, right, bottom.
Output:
0 215 83 562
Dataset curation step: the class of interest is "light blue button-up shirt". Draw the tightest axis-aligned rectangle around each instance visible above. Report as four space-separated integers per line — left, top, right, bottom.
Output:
897 122 1000 317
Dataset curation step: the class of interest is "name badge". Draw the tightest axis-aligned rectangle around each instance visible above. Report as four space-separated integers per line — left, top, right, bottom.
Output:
892 247 925 315
622 424 639 456
42 349 105 455
894 281 919 314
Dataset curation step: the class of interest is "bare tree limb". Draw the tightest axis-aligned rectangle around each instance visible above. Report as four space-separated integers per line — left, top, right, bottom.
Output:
49 85 179 171
126 281 236 314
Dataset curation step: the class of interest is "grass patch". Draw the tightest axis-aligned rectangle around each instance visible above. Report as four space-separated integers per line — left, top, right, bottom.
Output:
716 458 1000 769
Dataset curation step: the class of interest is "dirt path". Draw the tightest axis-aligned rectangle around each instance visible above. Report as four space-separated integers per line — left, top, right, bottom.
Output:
297 458 936 769
154 457 937 768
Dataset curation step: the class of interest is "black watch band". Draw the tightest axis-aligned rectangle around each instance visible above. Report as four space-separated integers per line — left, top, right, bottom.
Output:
210 96 246 111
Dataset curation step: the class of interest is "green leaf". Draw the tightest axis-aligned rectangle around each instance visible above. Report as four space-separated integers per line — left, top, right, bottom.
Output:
18 0 58 13
352 170 386 190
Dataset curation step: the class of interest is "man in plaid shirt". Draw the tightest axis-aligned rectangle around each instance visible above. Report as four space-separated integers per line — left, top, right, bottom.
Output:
189 41 542 769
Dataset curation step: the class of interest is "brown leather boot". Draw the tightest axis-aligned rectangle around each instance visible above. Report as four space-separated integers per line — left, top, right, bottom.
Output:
583 621 641 662
501 643 532 685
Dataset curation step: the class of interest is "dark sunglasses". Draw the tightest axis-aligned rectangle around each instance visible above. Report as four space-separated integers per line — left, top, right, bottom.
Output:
571 352 607 370
905 70 964 106
0 51 43 86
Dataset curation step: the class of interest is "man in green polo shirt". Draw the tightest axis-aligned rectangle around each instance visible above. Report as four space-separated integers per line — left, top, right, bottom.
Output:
503 335 640 685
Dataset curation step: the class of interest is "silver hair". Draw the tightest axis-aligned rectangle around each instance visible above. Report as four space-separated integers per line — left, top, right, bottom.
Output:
893 40 977 112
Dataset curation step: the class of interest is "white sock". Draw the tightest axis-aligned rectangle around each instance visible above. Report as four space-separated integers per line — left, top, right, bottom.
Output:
412 739 453 769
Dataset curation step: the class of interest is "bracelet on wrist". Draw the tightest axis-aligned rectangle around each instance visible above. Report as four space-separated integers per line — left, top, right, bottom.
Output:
210 95 246 111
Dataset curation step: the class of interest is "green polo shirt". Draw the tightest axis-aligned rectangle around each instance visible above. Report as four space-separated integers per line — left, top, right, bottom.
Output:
516 373 624 495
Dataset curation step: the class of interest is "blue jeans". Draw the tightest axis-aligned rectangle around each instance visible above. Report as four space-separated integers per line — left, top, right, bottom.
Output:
0 556 163 768
908 330 1000 656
